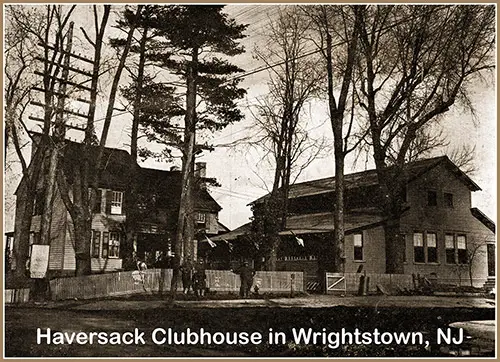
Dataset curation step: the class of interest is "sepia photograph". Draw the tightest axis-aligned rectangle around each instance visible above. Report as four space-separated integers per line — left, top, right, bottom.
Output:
3 3 496 358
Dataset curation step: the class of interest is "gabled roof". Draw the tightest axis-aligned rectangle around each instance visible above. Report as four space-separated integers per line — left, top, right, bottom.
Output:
217 221 230 234
471 208 496 233
17 135 222 212
211 222 252 241
251 156 481 205
138 167 221 212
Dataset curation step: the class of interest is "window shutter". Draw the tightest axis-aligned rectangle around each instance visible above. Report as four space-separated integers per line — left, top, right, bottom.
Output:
105 190 112 214
93 189 102 214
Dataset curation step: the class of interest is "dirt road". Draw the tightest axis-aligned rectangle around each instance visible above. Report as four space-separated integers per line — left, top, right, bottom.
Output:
5 295 495 357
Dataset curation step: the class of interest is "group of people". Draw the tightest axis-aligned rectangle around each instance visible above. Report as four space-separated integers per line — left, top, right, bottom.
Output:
140 257 256 298
180 258 207 297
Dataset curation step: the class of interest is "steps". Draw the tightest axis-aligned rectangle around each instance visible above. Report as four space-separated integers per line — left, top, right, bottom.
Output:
483 277 495 293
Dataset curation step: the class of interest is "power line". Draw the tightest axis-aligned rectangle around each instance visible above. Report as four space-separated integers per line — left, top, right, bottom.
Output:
226 5 450 83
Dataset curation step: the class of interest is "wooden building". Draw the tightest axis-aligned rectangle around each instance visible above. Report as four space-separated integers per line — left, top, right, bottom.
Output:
11 140 224 277
213 157 495 288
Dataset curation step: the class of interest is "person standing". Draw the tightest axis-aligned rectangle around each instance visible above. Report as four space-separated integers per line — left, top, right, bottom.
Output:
233 261 255 298
192 260 207 297
180 258 194 294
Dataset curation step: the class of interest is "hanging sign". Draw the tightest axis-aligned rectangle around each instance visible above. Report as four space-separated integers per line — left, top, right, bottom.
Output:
29 244 50 279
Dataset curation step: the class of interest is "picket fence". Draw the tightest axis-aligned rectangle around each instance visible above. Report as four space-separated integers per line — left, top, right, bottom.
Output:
49 269 304 301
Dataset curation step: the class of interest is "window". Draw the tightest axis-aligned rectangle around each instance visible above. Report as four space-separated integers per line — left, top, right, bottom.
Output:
445 234 455 264
195 212 206 224
93 189 103 214
91 230 100 258
427 190 437 206
457 235 467 264
110 191 123 215
413 232 425 263
444 193 454 208
102 232 109 258
427 232 438 263
108 232 121 258
353 233 363 261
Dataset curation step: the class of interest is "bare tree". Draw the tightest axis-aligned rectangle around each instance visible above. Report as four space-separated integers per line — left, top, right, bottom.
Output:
247 7 326 270
447 144 477 176
355 5 495 273
303 5 364 273
452 237 489 288
54 5 143 275
5 5 76 282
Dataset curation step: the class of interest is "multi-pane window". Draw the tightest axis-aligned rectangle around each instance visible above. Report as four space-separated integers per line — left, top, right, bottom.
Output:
444 193 454 208
427 190 437 206
353 233 363 261
427 232 438 263
94 231 121 259
109 232 121 258
195 212 206 224
91 230 101 258
445 234 455 264
457 235 467 264
110 191 123 214
413 232 425 263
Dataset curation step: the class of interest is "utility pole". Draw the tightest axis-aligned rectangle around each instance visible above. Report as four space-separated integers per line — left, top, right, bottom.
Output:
29 20 94 287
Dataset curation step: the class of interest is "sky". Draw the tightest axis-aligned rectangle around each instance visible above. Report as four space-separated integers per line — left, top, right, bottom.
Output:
4 4 496 232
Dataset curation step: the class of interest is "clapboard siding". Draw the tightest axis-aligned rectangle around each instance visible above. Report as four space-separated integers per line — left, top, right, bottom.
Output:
206 213 218 234
91 258 123 272
48 189 67 270
63 219 76 270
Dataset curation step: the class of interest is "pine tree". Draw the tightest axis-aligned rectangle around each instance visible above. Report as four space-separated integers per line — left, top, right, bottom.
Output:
143 5 247 295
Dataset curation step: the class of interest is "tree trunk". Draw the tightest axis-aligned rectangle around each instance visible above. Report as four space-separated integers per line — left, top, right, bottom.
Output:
384 217 405 274
74 215 92 276
333 131 345 272
11 141 46 283
171 46 198 296
12 187 36 282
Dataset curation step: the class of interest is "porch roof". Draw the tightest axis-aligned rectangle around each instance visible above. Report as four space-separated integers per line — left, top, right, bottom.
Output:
211 211 384 241
278 211 384 236
211 222 252 241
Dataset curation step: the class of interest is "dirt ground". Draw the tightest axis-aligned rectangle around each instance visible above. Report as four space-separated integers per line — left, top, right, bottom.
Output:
5 295 495 357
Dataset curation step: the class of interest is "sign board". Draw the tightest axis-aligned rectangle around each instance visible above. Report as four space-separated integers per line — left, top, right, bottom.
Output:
29 244 50 279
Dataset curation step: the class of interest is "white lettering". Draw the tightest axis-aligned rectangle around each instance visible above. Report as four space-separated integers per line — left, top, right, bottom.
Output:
37 328 51 344
152 328 166 344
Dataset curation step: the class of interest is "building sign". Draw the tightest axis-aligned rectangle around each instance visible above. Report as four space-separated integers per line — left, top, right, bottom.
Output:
29 245 50 279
